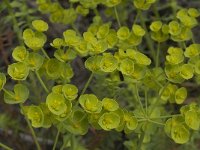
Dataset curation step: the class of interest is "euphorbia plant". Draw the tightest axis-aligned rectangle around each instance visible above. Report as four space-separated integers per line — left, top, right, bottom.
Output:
1 0 200 149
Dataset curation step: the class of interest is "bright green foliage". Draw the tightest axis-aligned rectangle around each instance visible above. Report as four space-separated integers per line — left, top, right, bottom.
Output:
185 110 200 130
98 112 120 131
54 49 76 62
131 50 151 66
46 93 67 115
32 20 49 32
179 64 194 80
184 44 200 58
97 23 110 39
55 100 72 121
165 117 190 144
188 8 200 18
4 84 29 104
8 62 29 80
102 98 119 111
120 58 135 76
168 21 181 36
150 21 162 32
76 5 89 16
45 59 62 79
85 55 102 73
27 105 44 128
133 0 156 10
175 87 187 104
166 47 184 65
103 0 121 7
100 54 118 72
63 29 80 47
23 29 47 51
63 108 89 135
132 24 145 36
12 46 29 62
117 26 130 40
26 52 44 70
60 63 74 82
62 84 78 101
123 111 138 132
0 73 6 91
50 38 65 48
79 94 102 113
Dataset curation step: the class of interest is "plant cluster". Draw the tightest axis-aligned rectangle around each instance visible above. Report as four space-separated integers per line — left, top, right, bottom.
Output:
1 0 200 150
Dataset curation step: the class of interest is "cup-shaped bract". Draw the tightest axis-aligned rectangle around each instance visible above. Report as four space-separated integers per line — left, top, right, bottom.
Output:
120 58 135 76
132 24 145 37
194 60 200 74
62 84 78 101
150 21 162 32
55 100 72 121
179 64 194 80
184 44 200 58
27 105 44 128
168 21 181 36
52 85 63 94
45 58 62 79
97 23 110 39
8 62 29 80
0 73 6 91
63 109 89 135
171 124 190 144
103 0 121 7
124 112 138 132
88 40 108 54
27 52 44 71
54 49 76 62
32 20 49 32
12 46 29 62
46 93 67 115
60 63 74 81
131 50 151 66
63 29 80 47
98 112 120 131
175 87 187 104
50 38 65 48
185 110 200 130
105 30 118 48
166 47 184 65
79 94 102 113
85 55 102 73
188 8 200 18
76 5 89 16
23 28 35 40
133 0 155 10
4 84 29 104
117 26 130 40
102 98 119 111
39 103 52 128
100 54 118 72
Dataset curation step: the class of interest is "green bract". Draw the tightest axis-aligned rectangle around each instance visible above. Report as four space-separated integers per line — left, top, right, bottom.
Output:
55 100 72 121
54 49 76 62
169 21 181 36
79 94 102 113
46 93 67 115
62 84 78 101
32 20 49 32
85 55 102 73
175 87 187 104
98 112 120 131
117 26 130 40
100 54 118 72
179 64 194 80
102 98 119 111
0 73 6 91
120 58 135 76
97 23 110 39
63 29 80 47
130 50 151 66
150 21 162 32
8 62 29 80
185 110 200 130
124 112 138 132
103 0 121 7
4 84 29 104
12 46 29 62
27 105 44 128
184 44 200 58
27 52 44 70
166 47 184 65
132 24 145 37
50 38 65 48
133 0 156 10
45 59 62 79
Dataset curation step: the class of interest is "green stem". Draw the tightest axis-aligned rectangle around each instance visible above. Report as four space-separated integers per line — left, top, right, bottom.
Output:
139 10 156 63
148 119 165 126
137 132 145 150
156 42 160 67
81 73 94 95
41 48 50 60
20 104 41 150
0 142 13 150
4 0 22 44
35 71 49 93
150 114 182 119
71 23 81 36
114 6 121 27
134 83 146 116
52 129 60 150
144 88 148 116
134 11 140 24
